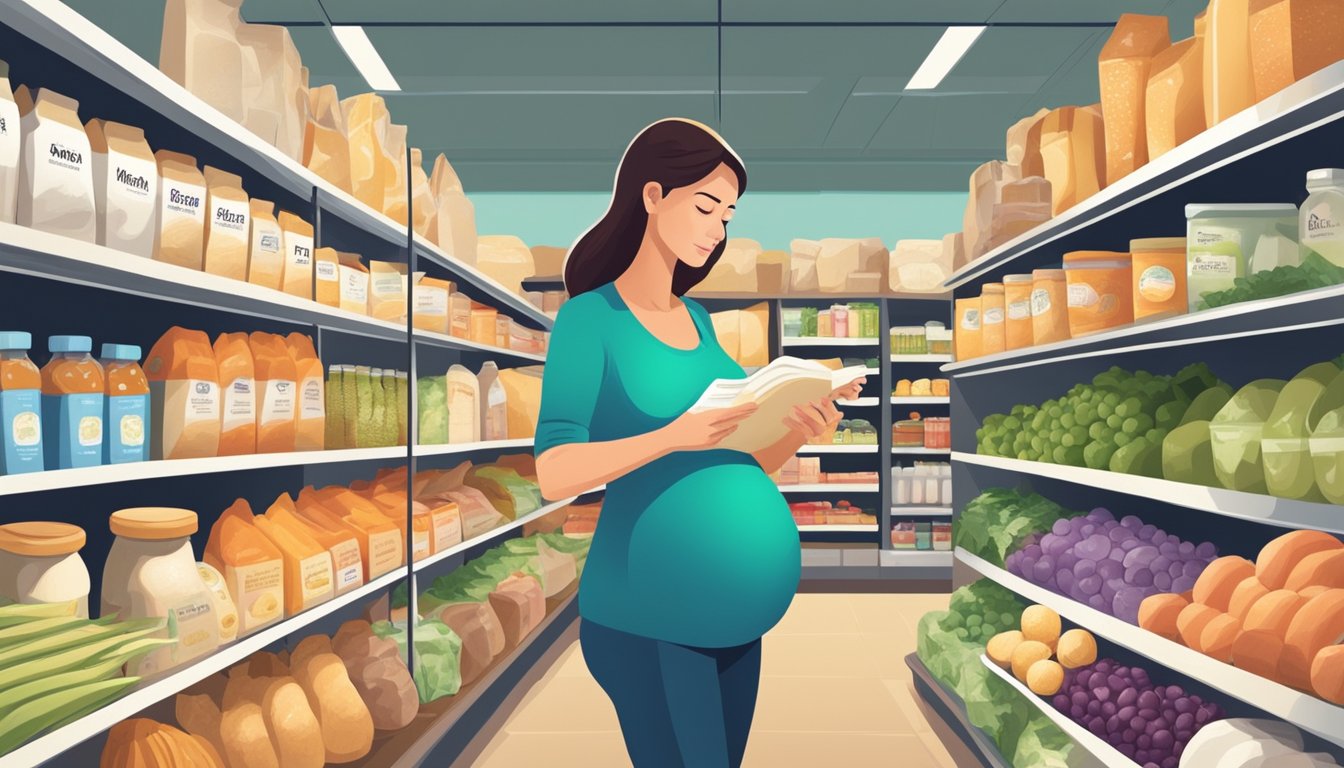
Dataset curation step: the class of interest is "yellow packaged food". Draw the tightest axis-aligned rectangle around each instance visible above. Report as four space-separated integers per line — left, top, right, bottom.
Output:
268 492 363 596
277 211 314 300
314 247 340 308
1003 274 1034 350
145 326 221 459
253 511 333 617
202 166 250 281
303 84 352 193
284 333 325 451
953 297 982 361
1031 268 1071 345
247 199 284 290
248 333 297 453
204 499 284 635
153 150 206 270
341 93 388 212
1064 251 1135 336
213 332 256 456
980 283 1006 355
414 276 453 334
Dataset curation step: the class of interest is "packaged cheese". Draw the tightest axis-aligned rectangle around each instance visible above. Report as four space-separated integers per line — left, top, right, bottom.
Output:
145 326 221 459
303 84 352 193
151 149 207 269
409 148 435 239
476 235 536 296
337 252 369 315
1205 0 1257 125
285 333 324 451
1098 14 1171 185
277 211 314 300
381 123 409 226
446 364 481 443
0 64 19 224
247 199 284 290
314 246 339 307
414 276 452 334
342 93 387 213
86 119 156 257
1146 37 1207 160
1249 0 1344 102
159 0 246 123
16 87 96 242
204 499 284 635
1006 108 1050 178
267 492 362 596
248 332 297 453
428 153 478 264
253 510 333 616
213 332 256 456
201 166 250 280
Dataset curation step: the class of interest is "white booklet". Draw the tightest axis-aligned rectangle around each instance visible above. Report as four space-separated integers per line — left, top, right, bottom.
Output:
689 356 868 452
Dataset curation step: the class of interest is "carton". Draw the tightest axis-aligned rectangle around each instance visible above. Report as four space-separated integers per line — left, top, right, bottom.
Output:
159 0 245 123
414 276 453 334
0 63 22 223
303 84 351 193
497 366 542 439
1146 37 1206 160
477 362 508 442
368 260 409 321
86 119 157 257
337 252 369 315
247 198 284 290
202 166 250 280
277 211 314 300
1098 14 1170 185
445 365 480 443
152 149 206 269
314 246 340 307
16 87 96 242
428 153 478 264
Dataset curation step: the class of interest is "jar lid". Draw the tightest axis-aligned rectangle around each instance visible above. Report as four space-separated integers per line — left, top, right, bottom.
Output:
1130 237 1187 251
0 331 32 351
1186 203 1297 218
48 335 92 354
1032 268 1066 279
1063 250 1131 264
109 507 198 540
0 522 85 556
1002 274 1033 284
1306 168 1344 187
99 344 142 361
982 283 1005 295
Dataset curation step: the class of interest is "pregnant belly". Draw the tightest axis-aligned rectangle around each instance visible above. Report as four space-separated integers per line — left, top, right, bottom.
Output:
594 462 801 648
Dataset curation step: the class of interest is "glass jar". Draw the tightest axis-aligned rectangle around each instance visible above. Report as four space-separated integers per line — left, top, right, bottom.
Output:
1131 238 1189 322
0 331 43 475
0 521 89 617
1302 168 1344 268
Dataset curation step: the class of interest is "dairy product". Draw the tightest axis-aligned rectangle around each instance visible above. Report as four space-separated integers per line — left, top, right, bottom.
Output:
86 119 157 257
247 198 284 290
41 335 104 470
100 344 149 465
16 87 96 241
151 150 207 270
266 493 362 596
1003 274 1033 350
1130 237 1188 321
195 561 238 642
1063 251 1134 336
253 512 332 616
314 246 339 307
0 63 21 223
278 211 314 300
201 166 249 280
285 333 324 451
213 332 255 456
145 326 221 460
1300 168 1344 267
1031 268 1071 345
249 332 297 453
1186 203 1299 308
1146 38 1206 160
1098 14 1171 185
0 521 89 617
204 499 284 634
102 507 219 675
337 252 369 315
0 331 43 475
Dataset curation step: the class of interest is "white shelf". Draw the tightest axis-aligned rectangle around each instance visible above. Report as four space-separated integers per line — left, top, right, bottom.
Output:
954 452 1344 535
836 397 880 407
891 446 950 455
0 447 407 498
879 550 953 568
413 438 534 457
0 567 404 768
890 354 953 363
797 524 879 533
891 506 954 516
980 654 1133 768
890 396 950 404
945 60 1344 289
413 236 553 330
412 488 604 573
777 483 881 493
797 444 878 454
957 547 1344 749
413 329 546 361
782 336 881 347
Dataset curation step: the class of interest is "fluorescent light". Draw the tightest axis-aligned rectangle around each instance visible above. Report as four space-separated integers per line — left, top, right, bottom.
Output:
905 26 986 91
332 25 401 92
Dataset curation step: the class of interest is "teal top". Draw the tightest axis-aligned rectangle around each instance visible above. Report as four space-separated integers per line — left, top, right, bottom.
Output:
535 282 800 648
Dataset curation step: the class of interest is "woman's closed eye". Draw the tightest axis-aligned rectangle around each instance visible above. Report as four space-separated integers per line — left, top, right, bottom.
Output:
695 206 713 215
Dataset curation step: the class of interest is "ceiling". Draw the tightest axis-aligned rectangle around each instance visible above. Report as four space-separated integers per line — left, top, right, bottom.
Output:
60 0 1205 192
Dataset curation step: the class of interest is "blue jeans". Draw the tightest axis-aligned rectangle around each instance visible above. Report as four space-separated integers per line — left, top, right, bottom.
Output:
580 620 763 768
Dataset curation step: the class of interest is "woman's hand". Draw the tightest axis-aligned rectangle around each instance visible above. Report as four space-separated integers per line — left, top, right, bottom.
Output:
832 376 867 402
661 403 758 451
782 397 843 441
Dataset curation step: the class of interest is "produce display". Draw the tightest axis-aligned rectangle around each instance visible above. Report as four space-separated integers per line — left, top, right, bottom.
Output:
890 520 951 550
986 605 1098 695
418 363 543 446
954 488 1077 569
1199 253 1344 310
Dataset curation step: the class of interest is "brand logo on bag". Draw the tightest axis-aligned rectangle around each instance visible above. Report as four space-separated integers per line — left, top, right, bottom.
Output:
0 117 7 134
49 143 83 164
195 382 212 395
170 189 202 208
1308 211 1337 233
275 382 291 393
293 245 311 264
233 381 251 394
260 234 280 251
216 207 246 225
116 167 150 192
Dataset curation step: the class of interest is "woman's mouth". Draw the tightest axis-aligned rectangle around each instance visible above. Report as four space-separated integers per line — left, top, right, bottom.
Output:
694 243 715 256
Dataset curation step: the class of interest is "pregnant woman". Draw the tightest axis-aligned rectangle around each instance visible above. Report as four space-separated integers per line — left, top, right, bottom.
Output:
534 118 864 767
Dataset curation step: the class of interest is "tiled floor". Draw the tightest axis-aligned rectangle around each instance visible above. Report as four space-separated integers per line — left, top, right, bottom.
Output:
474 592 959 768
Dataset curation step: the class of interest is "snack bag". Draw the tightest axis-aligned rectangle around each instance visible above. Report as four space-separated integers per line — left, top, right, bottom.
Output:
213 331 256 456
248 332 298 453
202 166 250 280
145 326 221 459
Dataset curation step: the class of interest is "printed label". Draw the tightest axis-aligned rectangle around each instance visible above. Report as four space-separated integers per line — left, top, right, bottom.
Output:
197 562 238 643
288 236 312 267
315 260 338 281
1304 202 1340 242
340 268 369 305
259 379 296 426
1189 253 1236 276
221 377 255 433
412 530 430 560
959 308 980 331
77 415 101 447
371 272 402 296
105 393 148 464
982 307 1004 325
1030 288 1052 317
299 376 324 420
187 379 220 420
1068 282 1100 308
46 139 85 172
163 180 205 217
1007 300 1030 320
298 552 334 610
429 506 463 552
228 559 284 633
1 389 42 473
330 539 363 593
256 228 281 254
211 198 249 235
1138 265 1177 302
366 528 404 578
112 156 155 200
415 287 449 316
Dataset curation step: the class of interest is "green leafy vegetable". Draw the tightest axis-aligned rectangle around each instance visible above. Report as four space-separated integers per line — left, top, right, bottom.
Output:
1198 253 1344 310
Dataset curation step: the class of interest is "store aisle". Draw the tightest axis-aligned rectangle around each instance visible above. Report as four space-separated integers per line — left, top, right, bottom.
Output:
473 592 962 768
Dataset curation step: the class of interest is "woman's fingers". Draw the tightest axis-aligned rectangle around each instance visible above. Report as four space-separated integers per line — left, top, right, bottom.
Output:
710 403 758 425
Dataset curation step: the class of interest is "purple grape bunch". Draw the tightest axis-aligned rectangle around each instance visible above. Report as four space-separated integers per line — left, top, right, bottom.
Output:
1050 658 1224 768
1005 508 1219 624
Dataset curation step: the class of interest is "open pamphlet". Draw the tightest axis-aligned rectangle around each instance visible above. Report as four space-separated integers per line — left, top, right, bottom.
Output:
689 356 868 453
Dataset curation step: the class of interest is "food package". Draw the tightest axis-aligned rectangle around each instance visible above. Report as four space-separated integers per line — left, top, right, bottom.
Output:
204 499 284 635
197 561 239 643
325 365 345 449
86 119 156 257
429 153 479 264
247 199 284 290
497 366 542 439
303 84 352 193
816 238 886 293
331 620 418 730
16 87 96 242
1040 105 1107 216
963 161 1022 258
1210 378 1287 492
536 538 578 597
370 619 465 704
1249 0 1344 102
414 276 453 334
310 246 340 308
488 573 545 649
201 166 250 280
1006 108 1050 178
428 602 503 685
1146 37 1207 160
889 239 951 293
740 302 769 367
755 249 789 294
337 252 370 315
1205 0 1257 126
267 493 363 596
285 332 325 451
289 636 375 762
417 375 448 445
145 326 221 459
368 260 416 322
297 489 401 581
1261 362 1338 501
464 465 542 520
381 123 409 226
944 232 969 272
1098 14 1171 185
213 332 256 456
150 149 207 269
789 239 821 292
446 485 508 539
0 65 19 224
986 202 1052 251
248 332 298 453
476 235 536 295
477 361 508 442
277 211 314 300
237 24 305 160
697 238 760 293
409 148 435 238
1000 177 1052 205
159 0 246 123
253 512 333 616
342 93 388 213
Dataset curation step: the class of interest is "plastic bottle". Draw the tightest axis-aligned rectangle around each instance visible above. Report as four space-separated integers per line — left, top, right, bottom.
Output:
40 336 104 469
99 344 149 465
0 331 43 474
1300 168 1344 268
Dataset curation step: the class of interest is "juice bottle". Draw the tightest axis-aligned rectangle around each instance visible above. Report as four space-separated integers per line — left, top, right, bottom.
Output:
0 332 43 474
99 344 149 465
41 336 104 470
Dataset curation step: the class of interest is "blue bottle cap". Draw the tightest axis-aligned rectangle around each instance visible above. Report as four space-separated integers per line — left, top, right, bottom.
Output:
48 336 93 353
100 344 142 361
0 332 32 351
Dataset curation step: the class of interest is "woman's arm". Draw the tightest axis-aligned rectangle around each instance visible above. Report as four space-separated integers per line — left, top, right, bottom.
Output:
752 428 811 476
751 378 866 475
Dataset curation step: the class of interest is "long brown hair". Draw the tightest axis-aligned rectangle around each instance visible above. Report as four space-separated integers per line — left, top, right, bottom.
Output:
564 119 747 297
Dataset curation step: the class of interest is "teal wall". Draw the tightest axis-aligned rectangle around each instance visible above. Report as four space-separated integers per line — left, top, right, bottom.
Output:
472 192 968 251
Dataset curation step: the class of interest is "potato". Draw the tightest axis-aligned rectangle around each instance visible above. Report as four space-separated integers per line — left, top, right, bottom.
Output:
1027 659 1065 696
1056 629 1098 669
986 630 1024 669
1011 640 1053 682
1021 605 1061 650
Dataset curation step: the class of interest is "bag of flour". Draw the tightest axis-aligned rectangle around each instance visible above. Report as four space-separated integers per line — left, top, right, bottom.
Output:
16 87 96 242
237 24 305 160
159 0 245 123
337 252 369 315
428 153 478 264
0 62 21 224
342 93 388 213
152 149 206 269
409 148 435 239
202 166 249 280
382 124 408 226
86 118 157 257
247 198 283 290
314 246 339 307
277 210 313 299
303 84 351 193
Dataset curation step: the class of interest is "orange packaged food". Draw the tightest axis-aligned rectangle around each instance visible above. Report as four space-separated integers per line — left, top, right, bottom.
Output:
1062 251 1135 337
253 499 334 616
213 332 256 456
203 499 284 635
979 283 1006 356
1002 275 1034 350
369 490 432 562
145 327 221 460
248 333 297 453
1130 237 1189 321
267 491 363 596
308 487 403 579
41 335 105 470
953 297 982 361
1030 268 1071 345
284 333 324 451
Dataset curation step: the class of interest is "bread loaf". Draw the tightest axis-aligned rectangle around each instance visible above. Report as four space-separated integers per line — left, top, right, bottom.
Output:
1194 555 1256 611
1098 14 1171 184
1310 644 1344 703
489 573 545 649
1280 588 1344 690
1146 37 1206 159
1256 530 1343 589
331 620 418 731
1006 109 1050 178
290 636 375 762
1204 0 1257 125
1228 576 1272 622
220 675 280 768
261 677 325 768
1248 0 1344 103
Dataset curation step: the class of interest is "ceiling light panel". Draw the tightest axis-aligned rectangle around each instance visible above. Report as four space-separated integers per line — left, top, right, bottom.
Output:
905 26 986 91
331 25 401 92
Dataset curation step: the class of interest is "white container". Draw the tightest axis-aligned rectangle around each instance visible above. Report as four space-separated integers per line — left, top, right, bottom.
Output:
1301 169 1344 268
1186 204 1299 308
942 478 952 504
0 522 89 617
102 508 219 676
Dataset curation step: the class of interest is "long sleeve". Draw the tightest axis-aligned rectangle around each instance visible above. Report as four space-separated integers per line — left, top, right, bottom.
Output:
535 295 607 456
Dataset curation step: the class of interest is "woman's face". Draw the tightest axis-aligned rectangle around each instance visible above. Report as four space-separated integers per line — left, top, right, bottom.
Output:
643 162 739 269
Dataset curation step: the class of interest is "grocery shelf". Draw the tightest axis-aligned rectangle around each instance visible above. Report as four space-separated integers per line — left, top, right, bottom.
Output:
891 506 954 516
797 524 879 533
777 483 881 493
412 490 603 572
0 567 405 768
957 547 1344 748
837 397 880 407
891 396 950 405
413 236 553 330
782 336 881 347
944 60 1344 290
954 452 1344 535
980 654 1133 768
412 438 535 457
890 354 954 363
412 330 547 362
864 367 882 376
0 223 406 342
0 447 407 498
891 446 950 455
880 550 953 569
797 444 879 454
907 654 1012 768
